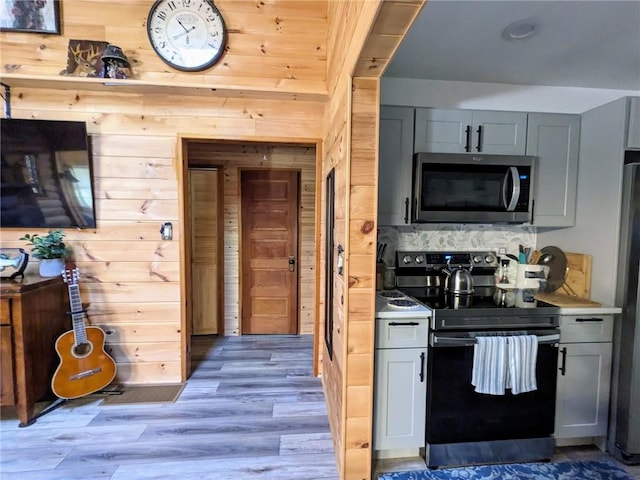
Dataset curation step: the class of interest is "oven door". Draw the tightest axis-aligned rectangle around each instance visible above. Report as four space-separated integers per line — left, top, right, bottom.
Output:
426 330 559 444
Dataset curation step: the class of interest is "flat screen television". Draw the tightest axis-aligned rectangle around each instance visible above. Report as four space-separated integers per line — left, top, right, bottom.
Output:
1 118 97 229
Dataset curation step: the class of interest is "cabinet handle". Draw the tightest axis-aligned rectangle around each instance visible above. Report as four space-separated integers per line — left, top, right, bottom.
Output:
404 197 409 224
575 317 604 322
530 198 535 224
559 347 567 376
465 125 471 152
389 321 419 326
476 125 483 152
419 352 425 383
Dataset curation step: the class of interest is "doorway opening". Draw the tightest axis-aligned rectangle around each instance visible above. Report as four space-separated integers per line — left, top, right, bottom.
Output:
182 140 320 376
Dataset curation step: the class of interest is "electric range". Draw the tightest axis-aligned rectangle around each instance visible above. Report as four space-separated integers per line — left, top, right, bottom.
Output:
395 250 560 330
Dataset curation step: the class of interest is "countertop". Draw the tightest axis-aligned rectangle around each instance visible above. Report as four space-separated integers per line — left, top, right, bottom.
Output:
556 305 622 315
375 291 432 319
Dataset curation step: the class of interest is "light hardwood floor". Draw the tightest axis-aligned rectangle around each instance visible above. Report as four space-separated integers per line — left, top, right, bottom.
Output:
0 335 339 480
2 335 639 480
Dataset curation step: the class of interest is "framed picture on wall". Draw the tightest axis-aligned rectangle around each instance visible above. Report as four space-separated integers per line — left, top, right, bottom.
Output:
0 0 61 34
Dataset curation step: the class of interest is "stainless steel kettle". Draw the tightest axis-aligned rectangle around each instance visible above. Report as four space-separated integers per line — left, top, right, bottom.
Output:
444 261 474 294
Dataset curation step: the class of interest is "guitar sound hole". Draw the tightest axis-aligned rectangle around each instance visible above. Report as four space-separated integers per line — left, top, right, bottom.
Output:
74 342 92 356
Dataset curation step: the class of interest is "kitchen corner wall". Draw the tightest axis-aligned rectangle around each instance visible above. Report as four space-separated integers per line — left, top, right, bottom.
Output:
377 224 536 265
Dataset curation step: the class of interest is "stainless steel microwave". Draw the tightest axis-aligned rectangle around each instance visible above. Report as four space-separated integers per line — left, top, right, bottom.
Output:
412 152 536 224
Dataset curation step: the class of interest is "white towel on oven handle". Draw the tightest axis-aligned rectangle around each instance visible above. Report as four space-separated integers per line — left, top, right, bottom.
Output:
472 336 508 395
507 334 538 394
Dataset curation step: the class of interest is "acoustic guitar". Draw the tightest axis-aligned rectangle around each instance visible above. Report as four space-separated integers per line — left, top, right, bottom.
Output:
51 266 117 399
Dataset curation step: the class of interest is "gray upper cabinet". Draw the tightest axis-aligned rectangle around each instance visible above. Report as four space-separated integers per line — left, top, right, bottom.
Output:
526 113 580 227
627 97 640 150
378 106 414 225
414 108 527 155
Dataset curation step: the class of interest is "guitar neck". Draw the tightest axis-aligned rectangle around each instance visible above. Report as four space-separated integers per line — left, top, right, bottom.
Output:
67 284 88 345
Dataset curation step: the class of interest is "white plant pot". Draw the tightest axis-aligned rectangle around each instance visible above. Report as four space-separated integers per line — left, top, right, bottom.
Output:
39 258 65 278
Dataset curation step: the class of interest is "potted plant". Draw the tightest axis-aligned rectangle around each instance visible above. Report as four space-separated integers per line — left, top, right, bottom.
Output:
20 229 69 277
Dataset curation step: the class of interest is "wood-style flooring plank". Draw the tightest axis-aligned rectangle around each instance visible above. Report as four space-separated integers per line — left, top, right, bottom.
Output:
139 415 331 440
109 453 339 480
55 434 282 469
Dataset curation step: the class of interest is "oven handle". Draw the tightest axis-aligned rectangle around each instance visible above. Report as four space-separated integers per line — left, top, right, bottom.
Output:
431 333 560 347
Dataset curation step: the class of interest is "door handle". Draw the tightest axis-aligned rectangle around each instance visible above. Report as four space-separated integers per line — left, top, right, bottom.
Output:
289 255 296 272
476 125 483 151
419 352 425 383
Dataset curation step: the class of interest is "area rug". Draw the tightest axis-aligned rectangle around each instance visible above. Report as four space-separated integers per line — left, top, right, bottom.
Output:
100 384 185 405
378 460 635 480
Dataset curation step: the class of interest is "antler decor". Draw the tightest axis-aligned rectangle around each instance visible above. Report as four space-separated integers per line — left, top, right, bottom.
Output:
60 39 109 77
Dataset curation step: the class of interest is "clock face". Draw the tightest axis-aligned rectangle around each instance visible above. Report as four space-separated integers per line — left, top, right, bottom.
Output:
147 0 227 72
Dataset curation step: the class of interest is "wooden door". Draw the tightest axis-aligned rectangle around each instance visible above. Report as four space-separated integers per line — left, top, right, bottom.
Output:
189 169 221 335
240 170 299 334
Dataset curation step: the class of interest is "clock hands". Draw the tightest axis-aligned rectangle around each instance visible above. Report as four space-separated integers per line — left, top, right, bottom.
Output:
177 18 190 34
171 24 196 41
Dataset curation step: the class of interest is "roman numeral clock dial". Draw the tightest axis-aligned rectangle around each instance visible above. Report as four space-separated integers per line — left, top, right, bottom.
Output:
147 0 227 72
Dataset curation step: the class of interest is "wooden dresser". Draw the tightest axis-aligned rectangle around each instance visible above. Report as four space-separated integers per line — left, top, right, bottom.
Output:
1 276 69 426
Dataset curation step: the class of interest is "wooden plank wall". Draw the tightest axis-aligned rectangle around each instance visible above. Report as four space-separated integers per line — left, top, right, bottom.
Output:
0 0 327 385
322 1 383 479
322 1 426 479
185 142 317 335
344 76 379 480
0 0 327 96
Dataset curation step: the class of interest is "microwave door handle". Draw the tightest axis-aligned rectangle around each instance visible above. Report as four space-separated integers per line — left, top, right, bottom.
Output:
502 167 521 211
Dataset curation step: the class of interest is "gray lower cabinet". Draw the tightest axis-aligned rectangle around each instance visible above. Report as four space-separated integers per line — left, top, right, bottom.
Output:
414 108 527 155
374 347 427 450
526 113 580 227
555 314 614 440
378 106 414 225
374 318 428 451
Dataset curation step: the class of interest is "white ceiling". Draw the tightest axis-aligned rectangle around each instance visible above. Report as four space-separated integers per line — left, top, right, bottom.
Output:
384 0 640 91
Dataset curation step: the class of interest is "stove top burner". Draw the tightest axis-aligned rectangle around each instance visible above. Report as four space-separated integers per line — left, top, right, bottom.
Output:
387 299 420 309
398 287 556 312
378 290 406 299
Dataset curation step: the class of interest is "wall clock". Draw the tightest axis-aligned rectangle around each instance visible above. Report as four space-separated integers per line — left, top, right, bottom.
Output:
147 0 227 72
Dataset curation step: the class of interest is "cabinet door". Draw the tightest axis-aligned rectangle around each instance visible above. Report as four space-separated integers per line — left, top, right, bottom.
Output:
0 325 14 405
527 113 580 227
627 97 640 149
378 106 415 225
555 342 612 439
374 348 427 450
414 108 472 153
414 109 527 155
472 111 527 155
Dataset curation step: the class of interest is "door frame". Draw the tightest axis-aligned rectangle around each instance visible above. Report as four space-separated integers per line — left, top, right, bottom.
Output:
178 136 323 380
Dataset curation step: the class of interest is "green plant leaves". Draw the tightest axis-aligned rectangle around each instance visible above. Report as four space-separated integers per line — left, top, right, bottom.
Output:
20 229 68 259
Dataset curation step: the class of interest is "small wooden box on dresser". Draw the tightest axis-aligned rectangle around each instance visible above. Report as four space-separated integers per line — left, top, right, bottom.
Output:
0 276 69 426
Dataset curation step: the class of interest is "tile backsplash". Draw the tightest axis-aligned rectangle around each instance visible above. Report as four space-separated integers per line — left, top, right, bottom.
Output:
377 224 536 265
